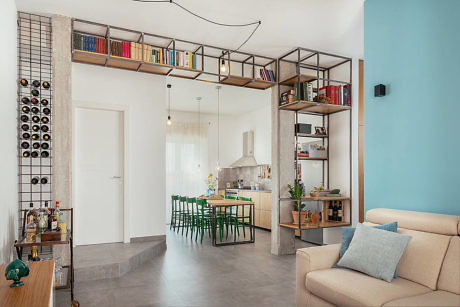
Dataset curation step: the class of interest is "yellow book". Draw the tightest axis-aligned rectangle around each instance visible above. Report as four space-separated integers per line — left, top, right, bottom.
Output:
189 52 193 69
130 42 135 59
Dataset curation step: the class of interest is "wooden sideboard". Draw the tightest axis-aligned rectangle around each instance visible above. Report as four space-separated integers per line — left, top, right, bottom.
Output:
238 190 272 230
0 260 54 307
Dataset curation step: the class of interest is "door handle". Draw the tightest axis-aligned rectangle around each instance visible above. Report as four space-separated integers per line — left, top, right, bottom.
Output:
112 176 121 179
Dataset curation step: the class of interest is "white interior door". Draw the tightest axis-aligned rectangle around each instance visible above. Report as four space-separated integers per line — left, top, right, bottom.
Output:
75 107 124 245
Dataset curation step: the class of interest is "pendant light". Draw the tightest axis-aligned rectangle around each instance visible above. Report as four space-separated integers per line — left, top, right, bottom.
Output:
216 86 221 171
167 84 172 126
220 52 227 73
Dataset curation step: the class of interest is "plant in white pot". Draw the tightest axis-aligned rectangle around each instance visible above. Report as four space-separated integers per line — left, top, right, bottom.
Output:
288 180 307 225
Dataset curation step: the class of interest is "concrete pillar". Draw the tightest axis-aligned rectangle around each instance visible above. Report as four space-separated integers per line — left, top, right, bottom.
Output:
271 61 297 255
51 15 72 263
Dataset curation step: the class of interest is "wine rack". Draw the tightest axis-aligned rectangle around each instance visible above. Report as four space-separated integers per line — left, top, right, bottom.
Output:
17 12 53 228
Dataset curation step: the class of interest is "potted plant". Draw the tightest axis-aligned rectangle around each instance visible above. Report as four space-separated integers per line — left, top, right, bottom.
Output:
205 173 217 197
288 180 307 225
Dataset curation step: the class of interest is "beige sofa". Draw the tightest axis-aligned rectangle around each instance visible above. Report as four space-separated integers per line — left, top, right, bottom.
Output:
296 208 460 307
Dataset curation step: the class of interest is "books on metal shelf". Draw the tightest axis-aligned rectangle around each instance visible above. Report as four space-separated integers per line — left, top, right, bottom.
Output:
257 68 275 82
319 85 350 106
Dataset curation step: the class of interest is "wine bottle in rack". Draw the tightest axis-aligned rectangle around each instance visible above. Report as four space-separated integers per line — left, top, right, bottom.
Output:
31 98 39 105
333 201 338 221
32 142 40 149
21 142 29 149
42 81 50 89
31 177 39 185
40 177 48 184
32 80 40 87
41 117 49 124
22 97 30 104
337 202 343 222
43 134 50 141
41 151 49 158
31 151 39 158
41 143 49 150
41 125 49 132
32 125 40 132
31 89 39 97
22 106 30 113
41 99 48 106
20 115 29 122
23 151 30 158
22 132 30 139
328 202 333 221
43 108 51 115
20 79 28 87
21 124 29 131
32 116 40 123
31 134 39 140
31 107 39 114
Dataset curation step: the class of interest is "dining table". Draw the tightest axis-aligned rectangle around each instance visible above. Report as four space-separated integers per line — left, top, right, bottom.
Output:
205 198 255 247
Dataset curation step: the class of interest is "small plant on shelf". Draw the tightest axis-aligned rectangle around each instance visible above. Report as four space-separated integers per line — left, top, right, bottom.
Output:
288 180 307 225
205 173 217 196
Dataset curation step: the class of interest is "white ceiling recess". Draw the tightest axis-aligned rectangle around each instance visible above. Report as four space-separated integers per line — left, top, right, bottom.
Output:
16 0 364 59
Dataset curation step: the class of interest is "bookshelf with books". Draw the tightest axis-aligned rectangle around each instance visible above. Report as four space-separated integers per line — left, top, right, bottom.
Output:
71 19 276 89
276 47 353 236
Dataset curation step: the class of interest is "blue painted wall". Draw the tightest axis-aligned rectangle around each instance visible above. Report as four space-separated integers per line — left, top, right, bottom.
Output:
364 0 460 215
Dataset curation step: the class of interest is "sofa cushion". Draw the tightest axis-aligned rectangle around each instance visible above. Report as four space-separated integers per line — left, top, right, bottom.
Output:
438 236 460 294
366 208 460 236
395 228 451 290
306 268 431 307
383 290 460 307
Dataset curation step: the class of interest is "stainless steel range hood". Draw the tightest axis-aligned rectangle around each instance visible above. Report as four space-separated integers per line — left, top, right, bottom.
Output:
231 131 258 167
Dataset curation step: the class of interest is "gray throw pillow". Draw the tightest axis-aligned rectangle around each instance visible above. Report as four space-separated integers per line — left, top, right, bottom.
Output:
336 223 411 282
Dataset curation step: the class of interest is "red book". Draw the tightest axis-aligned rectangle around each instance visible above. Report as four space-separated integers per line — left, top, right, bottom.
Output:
96 38 101 53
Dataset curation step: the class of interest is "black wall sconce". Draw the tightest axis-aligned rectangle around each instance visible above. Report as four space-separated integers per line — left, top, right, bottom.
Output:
374 84 386 97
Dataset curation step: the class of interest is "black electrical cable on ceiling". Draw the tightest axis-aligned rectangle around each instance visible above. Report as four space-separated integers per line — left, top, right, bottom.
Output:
132 0 261 52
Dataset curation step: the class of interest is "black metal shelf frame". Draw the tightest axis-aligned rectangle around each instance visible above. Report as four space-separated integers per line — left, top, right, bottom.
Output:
277 47 353 232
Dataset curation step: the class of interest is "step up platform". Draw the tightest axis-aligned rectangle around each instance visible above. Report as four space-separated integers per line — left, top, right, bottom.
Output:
74 240 166 282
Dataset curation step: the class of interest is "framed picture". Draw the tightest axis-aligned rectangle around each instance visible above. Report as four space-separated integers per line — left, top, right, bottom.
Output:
315 126 327 135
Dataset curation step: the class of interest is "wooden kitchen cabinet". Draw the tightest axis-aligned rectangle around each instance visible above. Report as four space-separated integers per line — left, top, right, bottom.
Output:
233 190 271 230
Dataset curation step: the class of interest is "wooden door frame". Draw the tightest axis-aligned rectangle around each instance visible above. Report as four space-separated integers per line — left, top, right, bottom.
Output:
72 101 131 244
358 60 364 222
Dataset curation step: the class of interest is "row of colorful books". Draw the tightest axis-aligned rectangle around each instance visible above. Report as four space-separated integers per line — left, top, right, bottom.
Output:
279 82 350 106
257 68 275 82
280 82 314 104
319 85 350 106
73 33 197 69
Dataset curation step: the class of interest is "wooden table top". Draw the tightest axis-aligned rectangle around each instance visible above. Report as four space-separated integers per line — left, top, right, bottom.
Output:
0 260 54 307
206 199 254 206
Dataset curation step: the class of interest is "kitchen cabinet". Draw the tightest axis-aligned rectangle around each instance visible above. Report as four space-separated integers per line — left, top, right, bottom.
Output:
235 190 271 230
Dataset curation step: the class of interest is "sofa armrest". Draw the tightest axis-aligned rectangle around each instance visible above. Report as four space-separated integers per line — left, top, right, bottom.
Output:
296 244 340 306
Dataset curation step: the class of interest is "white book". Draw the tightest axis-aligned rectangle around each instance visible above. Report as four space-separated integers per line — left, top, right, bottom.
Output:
184 51 190 68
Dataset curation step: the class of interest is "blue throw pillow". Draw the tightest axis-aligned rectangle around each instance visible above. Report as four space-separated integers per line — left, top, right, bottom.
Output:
334 221 398 278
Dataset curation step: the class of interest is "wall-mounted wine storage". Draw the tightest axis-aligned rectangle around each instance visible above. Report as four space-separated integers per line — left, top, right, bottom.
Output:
17 12 53 228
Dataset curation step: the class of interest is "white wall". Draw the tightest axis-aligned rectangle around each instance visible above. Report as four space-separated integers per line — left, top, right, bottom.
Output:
0 0 18 264
72 63 166 239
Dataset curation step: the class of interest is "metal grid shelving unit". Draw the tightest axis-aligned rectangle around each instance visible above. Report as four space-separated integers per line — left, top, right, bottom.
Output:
277 47 353 232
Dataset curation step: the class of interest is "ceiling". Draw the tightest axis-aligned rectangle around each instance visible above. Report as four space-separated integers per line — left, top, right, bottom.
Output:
16 0 364 59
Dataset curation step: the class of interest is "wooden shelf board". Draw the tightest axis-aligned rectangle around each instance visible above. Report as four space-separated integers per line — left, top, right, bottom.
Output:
297 133 328 138
280 73 317 86
279 100 351 114
73 50 107 66
107 56 140 71
298 157 328 160
220 75 252 87
280 221 351 230
246 79 276 90
301 196 351 201
139 62 173 75
170 66 203 79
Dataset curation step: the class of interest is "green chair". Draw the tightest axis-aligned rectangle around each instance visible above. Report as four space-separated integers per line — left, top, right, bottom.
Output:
228 197 253 242
177 196 188 234
170 195 180 230
195 199 225 243
185 197 197 238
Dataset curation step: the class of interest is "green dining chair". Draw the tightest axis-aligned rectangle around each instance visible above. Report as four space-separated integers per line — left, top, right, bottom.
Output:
228 197 252 241
177 196 188 234
185 197 197 238
170 195 180 230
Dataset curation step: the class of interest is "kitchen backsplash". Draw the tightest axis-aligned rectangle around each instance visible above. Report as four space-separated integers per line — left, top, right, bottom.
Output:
218 165 272 191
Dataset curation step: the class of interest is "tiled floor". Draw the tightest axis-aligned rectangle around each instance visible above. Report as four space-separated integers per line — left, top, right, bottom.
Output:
57 227 313 307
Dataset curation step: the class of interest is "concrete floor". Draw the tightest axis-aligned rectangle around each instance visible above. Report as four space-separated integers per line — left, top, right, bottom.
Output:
57 227 313 307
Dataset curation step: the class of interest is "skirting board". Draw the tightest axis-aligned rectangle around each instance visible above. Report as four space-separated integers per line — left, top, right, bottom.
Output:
130 235 166 243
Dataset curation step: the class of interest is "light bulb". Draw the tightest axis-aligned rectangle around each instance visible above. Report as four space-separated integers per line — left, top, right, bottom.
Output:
167 115 172 126
220 59 226 73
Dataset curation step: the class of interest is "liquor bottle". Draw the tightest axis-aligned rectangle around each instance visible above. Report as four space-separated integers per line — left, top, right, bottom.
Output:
26 203 36 224
37 203 48 233
21 124 29 131
42 81 50 89
41 117 49 124
41 125 49 133
41 143 49 150
23 151 30 157
20 79 28 86
31 98 39 105
43 134 50 141
22 132 30 139
25 215 37 243
41 151 49 158
31 134 39 140
21 142 29 149
31 89 39 96
31 107 39 114
41 99 48 106
32 142 40 149
43 108 51 115
31 151 39 158
31 177 39 184
22 106 30 113
20 115 29 122
32 115 40 123
337 202 343 222
40 177 48 184
44 201 50 228
333 201 338 221
32 125 40 132
57 209 66 233
328 202 333 221
22 97 30 104
32 80 41 87
50 202 60 231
